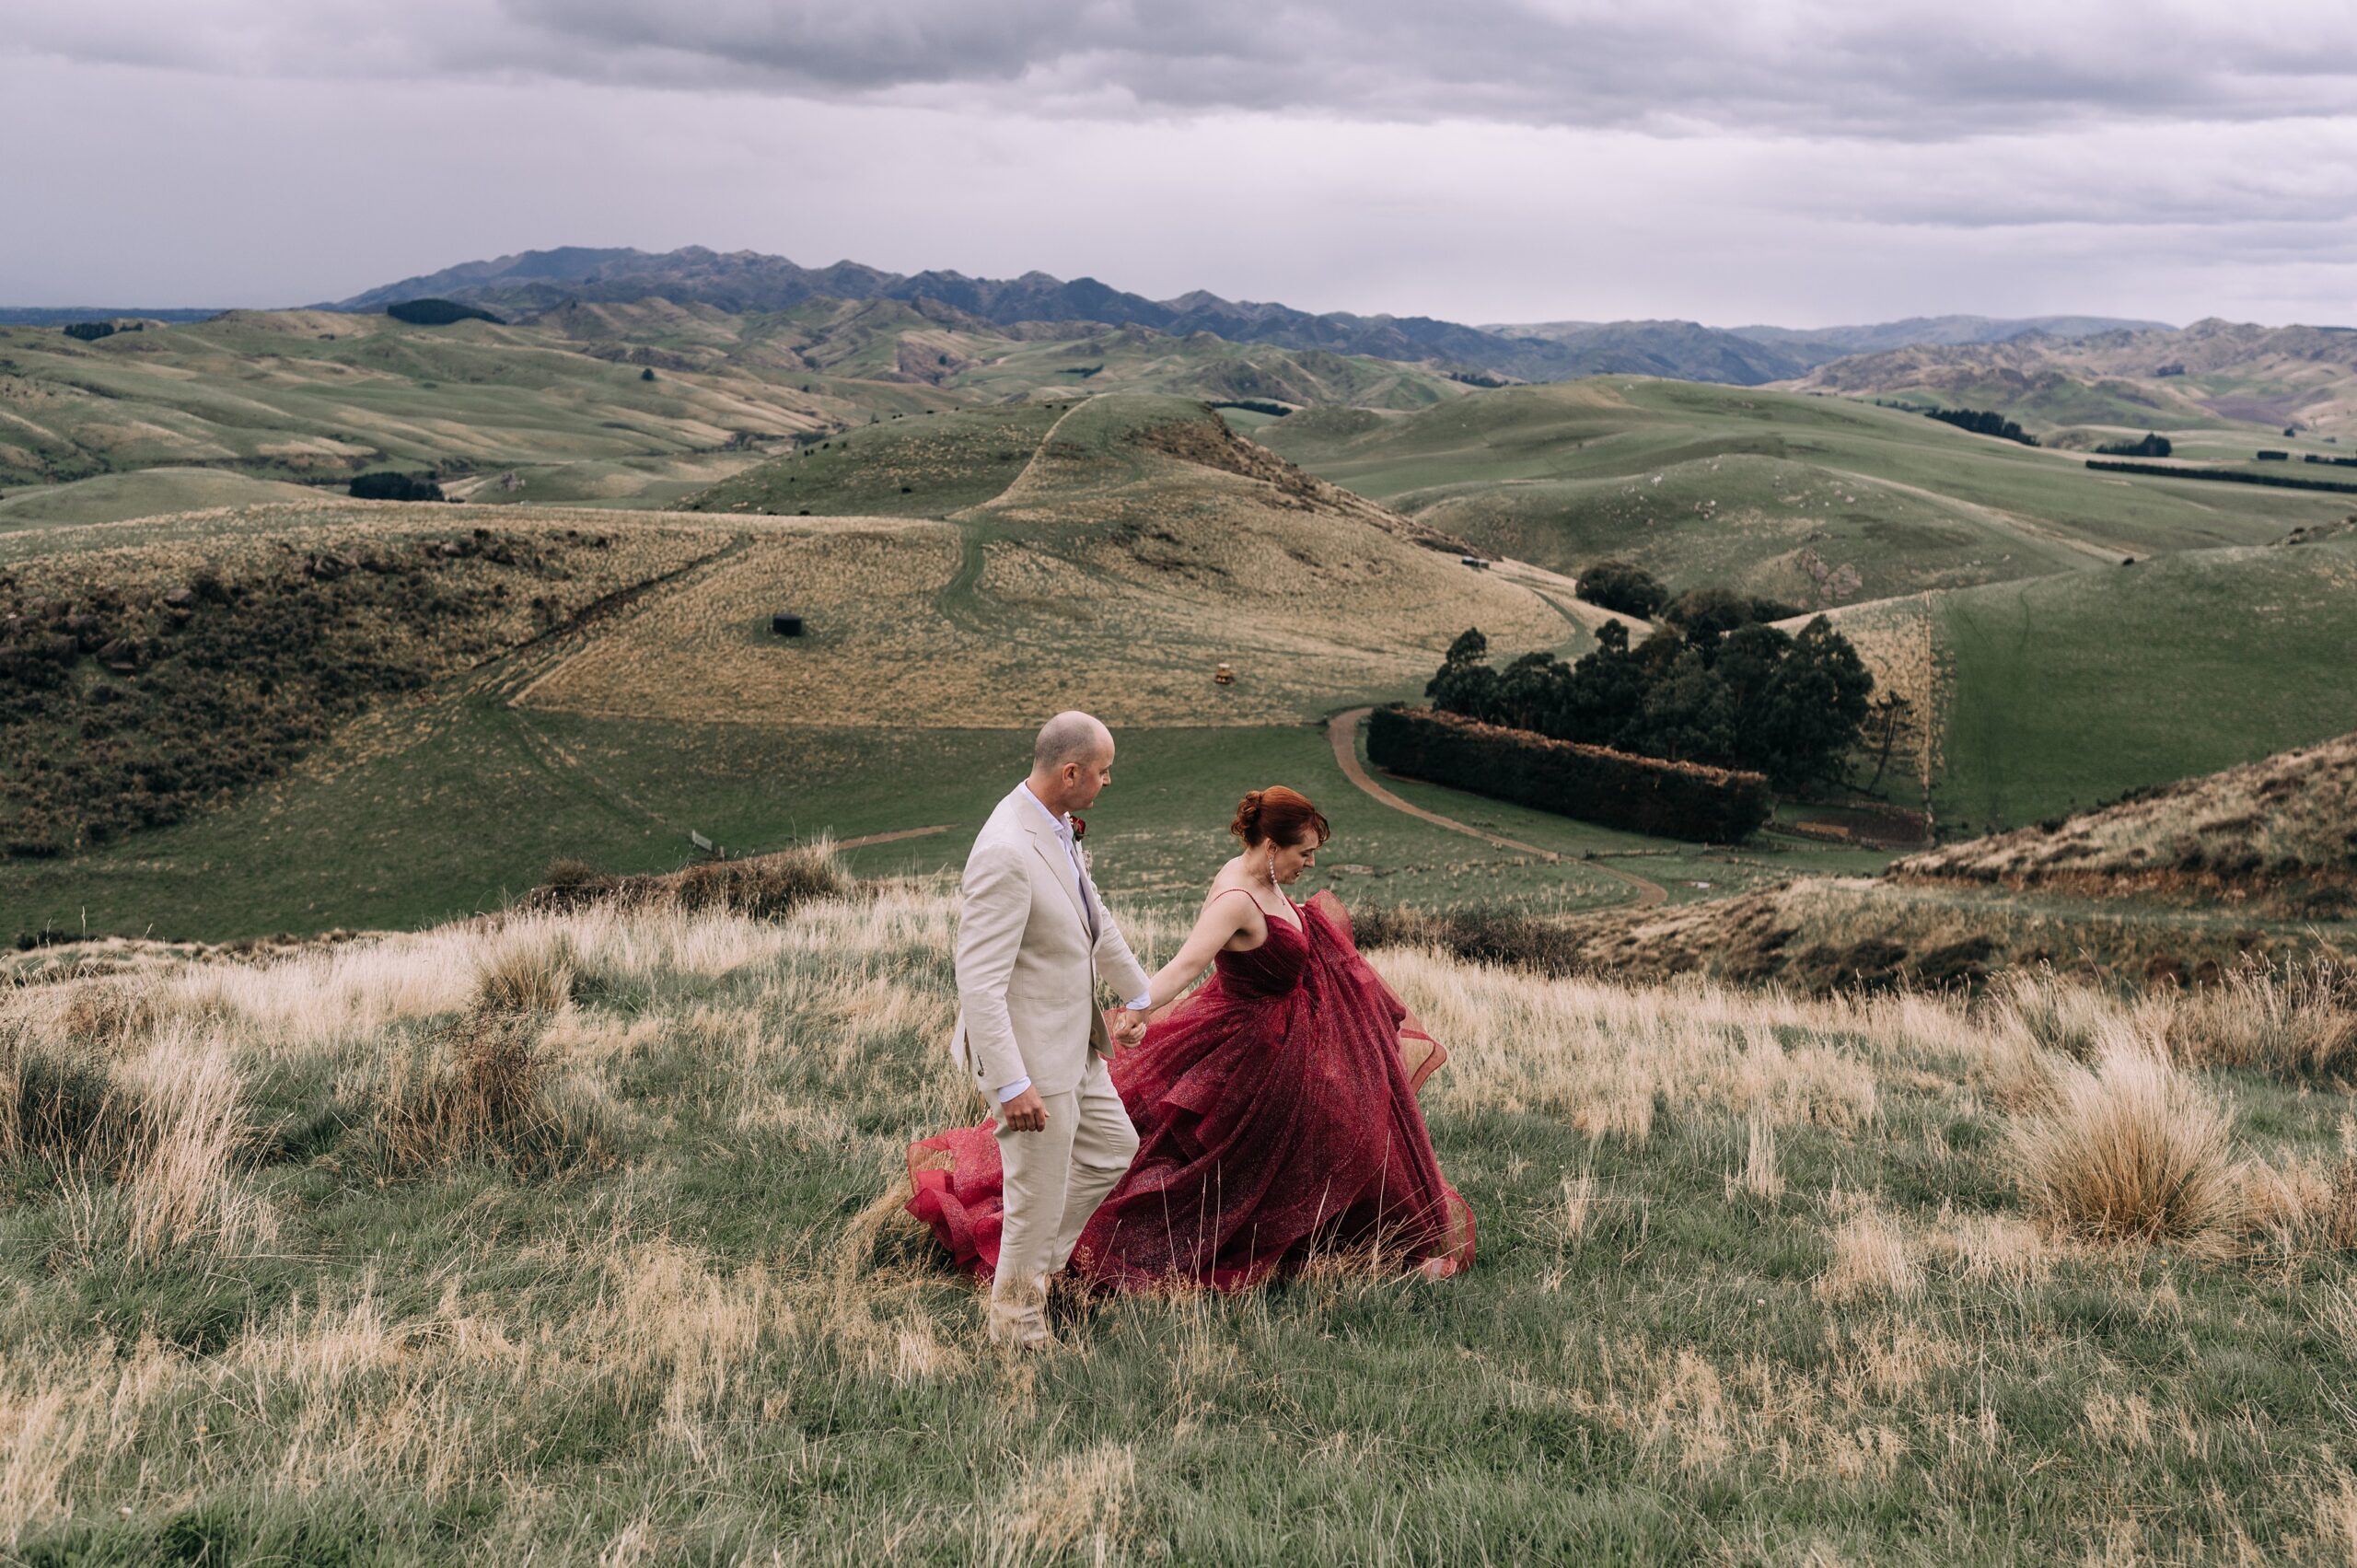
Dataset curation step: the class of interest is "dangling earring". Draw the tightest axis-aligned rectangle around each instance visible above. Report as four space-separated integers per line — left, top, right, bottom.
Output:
1266 846 1277 887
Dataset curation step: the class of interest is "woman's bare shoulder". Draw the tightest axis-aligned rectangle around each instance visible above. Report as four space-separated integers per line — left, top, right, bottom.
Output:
1199 872 1265 920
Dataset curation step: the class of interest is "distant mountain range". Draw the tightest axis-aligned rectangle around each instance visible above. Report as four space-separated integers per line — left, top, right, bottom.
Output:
314 246 2172 389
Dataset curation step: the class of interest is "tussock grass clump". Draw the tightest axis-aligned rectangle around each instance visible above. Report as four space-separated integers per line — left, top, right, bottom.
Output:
2006 1025 2244 1253
521 841 851 922
673 845 850 920
1817 1198 1922 1303
1 1023 137 1168
58 981 160 1051
2165 960 2357 1080
1349 901 1581 975
472 929 576 1015
1983 968 2138 1063
371 1010 614 1179
112 1027 259 1259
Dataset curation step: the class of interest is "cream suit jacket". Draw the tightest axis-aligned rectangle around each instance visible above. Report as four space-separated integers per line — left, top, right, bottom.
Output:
952 784 1154 1099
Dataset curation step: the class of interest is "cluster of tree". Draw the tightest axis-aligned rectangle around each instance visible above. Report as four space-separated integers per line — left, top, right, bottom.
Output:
60 320 141 342
1924 407 2038 446
1944 408 2025 440
1657 586 1802 639
384 297 503 326
349 471 447 502
1574 563 1802 633
1424 612 1874 790
1573 560 1666 618
2096 433 2172 458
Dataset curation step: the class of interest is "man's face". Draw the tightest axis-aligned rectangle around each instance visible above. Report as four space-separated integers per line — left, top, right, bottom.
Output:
1062 742 1115 811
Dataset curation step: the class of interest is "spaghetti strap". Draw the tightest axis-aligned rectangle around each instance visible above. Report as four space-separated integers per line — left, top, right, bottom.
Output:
1206 884 1302 936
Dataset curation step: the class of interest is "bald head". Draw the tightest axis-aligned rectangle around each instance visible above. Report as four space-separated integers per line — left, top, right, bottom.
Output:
1033 711 1112 772
1028 711 1117 815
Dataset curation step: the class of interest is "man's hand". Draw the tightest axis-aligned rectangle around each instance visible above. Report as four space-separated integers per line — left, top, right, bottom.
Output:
1111 1008 1149 1050
1000 1085 1049 1133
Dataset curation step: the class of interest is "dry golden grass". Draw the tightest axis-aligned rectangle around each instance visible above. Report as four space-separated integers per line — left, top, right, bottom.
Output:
1893 728 2357 914
513 405 1562 729
1816 1198 1923 1303
3 879 2356 1559
1545 870 2351 994
2004 1022 2246 1254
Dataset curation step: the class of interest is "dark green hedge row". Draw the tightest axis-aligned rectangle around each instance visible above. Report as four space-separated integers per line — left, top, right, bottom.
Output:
2085 459 2357 494
1366 705 1773 842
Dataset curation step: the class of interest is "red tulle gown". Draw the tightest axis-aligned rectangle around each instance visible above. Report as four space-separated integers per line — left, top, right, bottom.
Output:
907 889 1474 1291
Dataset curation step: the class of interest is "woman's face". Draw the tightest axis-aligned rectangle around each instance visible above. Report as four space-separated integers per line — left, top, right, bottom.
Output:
1260 830 1320 885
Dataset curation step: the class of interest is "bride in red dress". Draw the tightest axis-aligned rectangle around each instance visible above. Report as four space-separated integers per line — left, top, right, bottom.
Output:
908 786 1474 1291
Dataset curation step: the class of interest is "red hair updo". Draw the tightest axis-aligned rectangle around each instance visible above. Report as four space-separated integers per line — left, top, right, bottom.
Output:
1229 785 1330 849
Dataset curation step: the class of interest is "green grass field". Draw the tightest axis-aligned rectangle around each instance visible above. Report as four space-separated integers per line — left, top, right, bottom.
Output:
0 689 1703 943
1261 379 2352 597
1929 535 2357 832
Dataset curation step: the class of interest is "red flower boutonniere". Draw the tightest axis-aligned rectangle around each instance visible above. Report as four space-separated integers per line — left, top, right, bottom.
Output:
1068 814 1086 841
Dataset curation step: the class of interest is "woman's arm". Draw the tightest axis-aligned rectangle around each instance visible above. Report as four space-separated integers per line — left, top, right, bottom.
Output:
1143 890 1260 1012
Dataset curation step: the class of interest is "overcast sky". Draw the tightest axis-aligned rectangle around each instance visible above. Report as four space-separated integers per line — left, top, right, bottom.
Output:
7 0 2355 327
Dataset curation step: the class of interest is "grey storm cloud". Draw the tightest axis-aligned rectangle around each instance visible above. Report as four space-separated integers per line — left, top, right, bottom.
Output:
6 0 2355 324
21 0 2357 139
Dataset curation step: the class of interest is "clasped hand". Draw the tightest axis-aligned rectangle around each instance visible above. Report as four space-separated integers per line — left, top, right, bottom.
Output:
1109 1007 1148 1050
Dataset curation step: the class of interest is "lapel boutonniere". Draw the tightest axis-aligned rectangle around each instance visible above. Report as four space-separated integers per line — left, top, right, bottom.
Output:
1069 814 1091 875
1068 814 1086 842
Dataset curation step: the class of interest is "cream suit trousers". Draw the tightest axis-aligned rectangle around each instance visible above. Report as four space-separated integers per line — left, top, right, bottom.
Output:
990 1053 1138 1342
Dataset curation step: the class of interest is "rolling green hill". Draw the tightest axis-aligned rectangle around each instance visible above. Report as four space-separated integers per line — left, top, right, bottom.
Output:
1782 319 2357 449
0 302 1466 507
0 468 334 531
680 403 1069 518
1260 379 2353 609
1926 533 2357 833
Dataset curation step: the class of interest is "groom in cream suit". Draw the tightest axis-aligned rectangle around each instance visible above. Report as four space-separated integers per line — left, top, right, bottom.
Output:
954 711 1155 1349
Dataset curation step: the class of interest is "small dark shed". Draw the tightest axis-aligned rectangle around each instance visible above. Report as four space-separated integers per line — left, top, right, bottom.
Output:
772 614 806 637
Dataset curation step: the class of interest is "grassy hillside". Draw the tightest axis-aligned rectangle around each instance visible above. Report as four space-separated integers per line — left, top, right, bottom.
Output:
0 509 714 862
0 308 867 488
1262 379 2352 598
0 468 332 531
511 399 1562 738
0 303 1467 504
1783 320 2357 446
1927 534 2357 833
1891 728 2357 919
680 403 1069 518
0 400 1592 941
8 885 2357 1560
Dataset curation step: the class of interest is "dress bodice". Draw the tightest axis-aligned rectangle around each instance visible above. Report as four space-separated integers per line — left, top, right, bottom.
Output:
1211 898 1311 999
